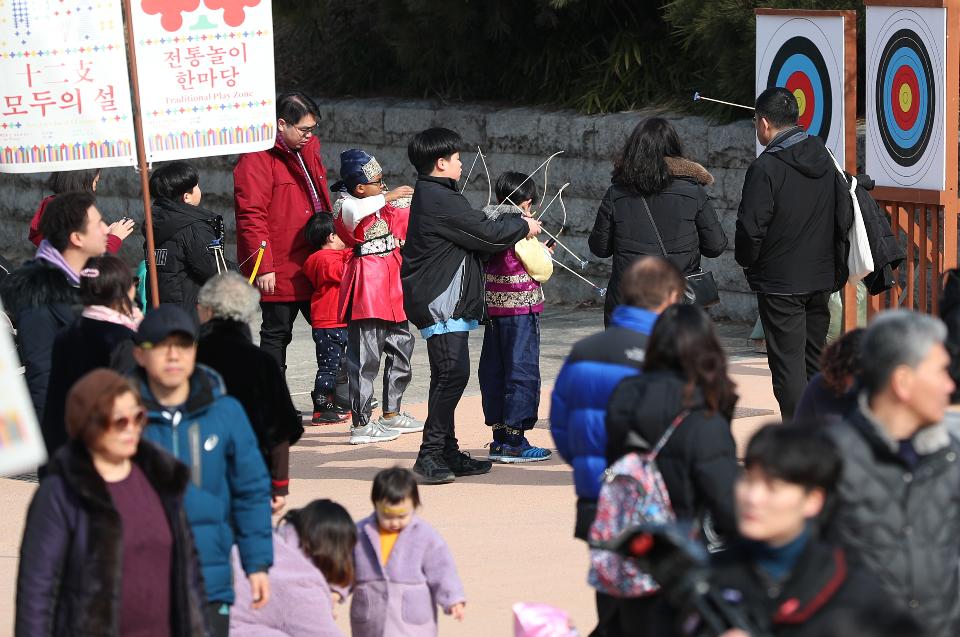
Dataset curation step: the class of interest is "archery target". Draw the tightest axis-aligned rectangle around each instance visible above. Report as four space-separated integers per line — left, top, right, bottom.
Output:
866 7 946 191
757 15 846 163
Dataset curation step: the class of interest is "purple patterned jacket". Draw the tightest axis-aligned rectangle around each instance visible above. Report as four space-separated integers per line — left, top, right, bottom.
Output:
483 204 544 317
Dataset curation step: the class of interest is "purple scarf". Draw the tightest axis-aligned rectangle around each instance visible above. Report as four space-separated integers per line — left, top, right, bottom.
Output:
278 133 323 214
35 239 80 286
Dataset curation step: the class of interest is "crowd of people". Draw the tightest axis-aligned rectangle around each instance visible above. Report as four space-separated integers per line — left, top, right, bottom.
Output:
2 84 959 637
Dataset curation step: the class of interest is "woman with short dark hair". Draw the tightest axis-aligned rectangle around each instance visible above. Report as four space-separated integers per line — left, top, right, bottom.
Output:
28 168 136 252
794 328 865 424
589 117 728 326
229 499 356 637
17 369 207 636
602 303 739 634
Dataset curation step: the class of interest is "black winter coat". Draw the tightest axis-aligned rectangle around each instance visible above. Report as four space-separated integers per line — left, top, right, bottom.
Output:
196 318 303 495
825 399 960 637
41 317 136 458
940 269 960 403
147 198 223 317
0 259 80 422
736 128 851 294
40 316 134 457
589 159 727 324
702 540 903 637
401 175 529 329
605 370 738 538
16 440 208 636
852 176 905 294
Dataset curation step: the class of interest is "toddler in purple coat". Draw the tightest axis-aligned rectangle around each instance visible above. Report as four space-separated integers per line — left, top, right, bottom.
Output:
351 467 466 637
479 171 554 463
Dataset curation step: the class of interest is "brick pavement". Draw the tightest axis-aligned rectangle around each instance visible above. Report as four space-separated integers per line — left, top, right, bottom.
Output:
0 306 777 636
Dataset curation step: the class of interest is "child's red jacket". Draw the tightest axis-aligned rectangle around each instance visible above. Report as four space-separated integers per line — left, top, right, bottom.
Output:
302 248 350 329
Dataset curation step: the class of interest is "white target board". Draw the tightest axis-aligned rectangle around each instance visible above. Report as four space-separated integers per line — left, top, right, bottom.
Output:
756 14 849 165
866 7 947 191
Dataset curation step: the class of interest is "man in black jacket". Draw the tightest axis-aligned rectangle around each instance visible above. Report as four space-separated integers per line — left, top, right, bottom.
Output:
736 87 847 419
824 310 960 637
402 128 540 483
1 191 108 423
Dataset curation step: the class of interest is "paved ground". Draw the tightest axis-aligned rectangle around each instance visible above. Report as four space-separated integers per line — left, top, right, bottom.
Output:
0 305 777 636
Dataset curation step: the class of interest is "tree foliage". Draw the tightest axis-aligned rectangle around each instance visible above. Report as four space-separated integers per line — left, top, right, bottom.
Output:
272 0 864 119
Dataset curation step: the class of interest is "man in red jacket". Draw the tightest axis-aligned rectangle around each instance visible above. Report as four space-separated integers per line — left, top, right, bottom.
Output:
234 92 333 370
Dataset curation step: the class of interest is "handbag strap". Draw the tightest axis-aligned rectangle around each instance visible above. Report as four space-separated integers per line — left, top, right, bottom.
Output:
640 196 669 259
649 410 691 459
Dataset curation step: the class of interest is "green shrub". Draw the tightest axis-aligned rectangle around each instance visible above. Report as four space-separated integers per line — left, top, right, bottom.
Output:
272 0 864 118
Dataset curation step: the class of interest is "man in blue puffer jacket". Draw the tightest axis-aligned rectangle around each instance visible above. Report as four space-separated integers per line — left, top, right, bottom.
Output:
550 256 684 632
133 305 273 637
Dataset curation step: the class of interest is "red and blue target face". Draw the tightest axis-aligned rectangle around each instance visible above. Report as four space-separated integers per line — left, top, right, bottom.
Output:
876 29 935 167
766 36 832 142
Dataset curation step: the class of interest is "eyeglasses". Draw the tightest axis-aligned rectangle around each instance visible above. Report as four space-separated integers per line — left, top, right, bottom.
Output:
288 123 319 138
367 178 386 189
109 408 147 431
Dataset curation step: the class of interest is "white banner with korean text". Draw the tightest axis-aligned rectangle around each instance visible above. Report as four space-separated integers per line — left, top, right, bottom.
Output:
131 0 276 162
0 0 136 173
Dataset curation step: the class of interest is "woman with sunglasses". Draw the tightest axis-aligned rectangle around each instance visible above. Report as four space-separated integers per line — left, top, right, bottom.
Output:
41 254 142 461
17 369 208 636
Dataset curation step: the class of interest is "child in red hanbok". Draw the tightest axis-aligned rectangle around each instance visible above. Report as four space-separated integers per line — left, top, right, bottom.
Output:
332 149 422 445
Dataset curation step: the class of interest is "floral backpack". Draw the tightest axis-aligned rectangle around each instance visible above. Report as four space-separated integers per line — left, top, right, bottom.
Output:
588 411 689 598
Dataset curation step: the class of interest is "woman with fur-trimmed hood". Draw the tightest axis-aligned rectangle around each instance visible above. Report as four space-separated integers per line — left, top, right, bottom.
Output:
589 117 727 326
16 369 208 636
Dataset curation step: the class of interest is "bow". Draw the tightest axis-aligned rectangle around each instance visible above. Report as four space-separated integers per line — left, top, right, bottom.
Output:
476 148 605 296
459 146 493 206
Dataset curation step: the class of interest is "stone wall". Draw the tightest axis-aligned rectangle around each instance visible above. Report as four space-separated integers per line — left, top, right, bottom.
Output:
0 98 759 320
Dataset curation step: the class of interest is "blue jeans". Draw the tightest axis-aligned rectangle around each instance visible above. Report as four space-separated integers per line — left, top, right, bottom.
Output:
478 313 541 430
312 327 347 396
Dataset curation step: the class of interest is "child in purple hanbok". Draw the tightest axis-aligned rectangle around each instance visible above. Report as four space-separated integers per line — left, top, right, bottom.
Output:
351 468 466 637
479 171 554 463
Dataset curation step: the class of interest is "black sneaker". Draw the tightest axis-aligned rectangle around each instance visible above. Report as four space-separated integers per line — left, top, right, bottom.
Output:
444 450 493 477
412 455 456 485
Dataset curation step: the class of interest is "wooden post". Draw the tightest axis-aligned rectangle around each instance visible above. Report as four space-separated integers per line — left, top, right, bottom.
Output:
839 10 860 329
941 0 960 296
120 0 160 309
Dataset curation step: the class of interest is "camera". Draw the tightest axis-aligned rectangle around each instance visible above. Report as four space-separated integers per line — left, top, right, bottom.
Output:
590 524 773 637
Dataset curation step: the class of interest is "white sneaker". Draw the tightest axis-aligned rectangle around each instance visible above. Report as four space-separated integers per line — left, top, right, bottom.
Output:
349 422 401 445
377 412 425 434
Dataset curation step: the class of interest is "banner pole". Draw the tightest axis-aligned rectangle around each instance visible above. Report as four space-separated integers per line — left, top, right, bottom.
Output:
120 0 160 309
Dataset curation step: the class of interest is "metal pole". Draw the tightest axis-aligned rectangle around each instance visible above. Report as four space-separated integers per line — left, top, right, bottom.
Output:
121 0 160 309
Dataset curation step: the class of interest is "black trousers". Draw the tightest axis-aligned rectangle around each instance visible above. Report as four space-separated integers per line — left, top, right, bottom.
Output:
259 300 311 371
205 602 230 637
419 331 471 459
757 291 831 419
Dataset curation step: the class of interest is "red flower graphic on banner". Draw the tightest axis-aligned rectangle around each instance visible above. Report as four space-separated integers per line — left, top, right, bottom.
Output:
203 0 261 27
141 0 202 32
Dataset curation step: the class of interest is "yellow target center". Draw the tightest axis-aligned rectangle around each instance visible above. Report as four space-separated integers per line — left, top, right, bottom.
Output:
899 83 913 113
793 89 807 117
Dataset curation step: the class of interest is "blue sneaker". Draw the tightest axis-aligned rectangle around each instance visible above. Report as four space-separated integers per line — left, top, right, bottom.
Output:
491 438 552 464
